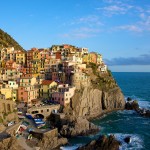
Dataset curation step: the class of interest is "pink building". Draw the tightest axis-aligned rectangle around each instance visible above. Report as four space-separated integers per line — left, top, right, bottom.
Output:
52 84 75 106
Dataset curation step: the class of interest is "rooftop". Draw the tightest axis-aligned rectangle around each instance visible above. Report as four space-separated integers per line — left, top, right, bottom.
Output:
41 80 54 85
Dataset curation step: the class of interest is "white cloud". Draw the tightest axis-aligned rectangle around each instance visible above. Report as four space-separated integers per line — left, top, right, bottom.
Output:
97 2 133 16
71 15 103 26
139 13 146 19
115 25 142 32
59 27 101 39
100 1 150 33
103 5 125 12
73 27 101 33
113 13 150 33
139 16 150 31
103 0 123 4
60 15 103 39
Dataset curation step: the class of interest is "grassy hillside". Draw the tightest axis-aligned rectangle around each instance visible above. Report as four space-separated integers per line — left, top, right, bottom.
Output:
0 29 24 50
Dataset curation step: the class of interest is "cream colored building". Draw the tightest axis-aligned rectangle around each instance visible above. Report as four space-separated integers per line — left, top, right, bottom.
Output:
8 81 18 89
20 76 36 87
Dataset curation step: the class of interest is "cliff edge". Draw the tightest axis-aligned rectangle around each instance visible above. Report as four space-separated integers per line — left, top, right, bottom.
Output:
57 65 125 137
64 64 125 119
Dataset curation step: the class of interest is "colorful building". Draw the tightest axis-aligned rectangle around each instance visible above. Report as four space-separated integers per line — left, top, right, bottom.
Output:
16 51 26 65
40 80 57 98
18 86 38 105
52 84 76 106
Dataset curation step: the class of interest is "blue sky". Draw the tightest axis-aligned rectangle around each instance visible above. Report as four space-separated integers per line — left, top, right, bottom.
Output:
0 0 150 72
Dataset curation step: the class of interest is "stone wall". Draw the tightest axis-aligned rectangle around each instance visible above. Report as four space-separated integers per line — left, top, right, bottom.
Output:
38 128 68 150
27 104 60 119
0 100 18 124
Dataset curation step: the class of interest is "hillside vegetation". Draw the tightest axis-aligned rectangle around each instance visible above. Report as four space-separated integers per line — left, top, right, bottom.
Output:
0 29 24 50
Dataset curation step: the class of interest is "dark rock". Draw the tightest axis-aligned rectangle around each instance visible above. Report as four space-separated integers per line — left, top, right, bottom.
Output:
125 100 150 118
77 134 121 150
145 110 150 117
127 97 132 101
125 100 139 111
124 136 131 144
139 109 150 118
60 117 99 137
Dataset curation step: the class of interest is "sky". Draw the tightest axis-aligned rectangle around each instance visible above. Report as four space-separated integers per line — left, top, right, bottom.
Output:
0 0 150 72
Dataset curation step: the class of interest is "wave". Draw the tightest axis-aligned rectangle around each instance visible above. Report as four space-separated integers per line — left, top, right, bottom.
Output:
117 110 135 115
138 101 150 109
61 133 143 150
110 133 143 150
60 144 82 150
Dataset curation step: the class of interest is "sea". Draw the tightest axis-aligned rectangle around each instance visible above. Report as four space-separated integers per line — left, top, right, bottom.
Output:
61 72 150 150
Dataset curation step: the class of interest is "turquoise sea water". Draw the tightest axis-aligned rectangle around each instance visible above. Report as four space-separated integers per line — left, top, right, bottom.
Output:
61 72 150 150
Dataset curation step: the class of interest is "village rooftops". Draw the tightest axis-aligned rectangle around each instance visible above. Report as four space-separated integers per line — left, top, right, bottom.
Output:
41 80 54 85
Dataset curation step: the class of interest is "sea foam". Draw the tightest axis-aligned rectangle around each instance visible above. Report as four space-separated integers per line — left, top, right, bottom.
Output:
111 133 143 150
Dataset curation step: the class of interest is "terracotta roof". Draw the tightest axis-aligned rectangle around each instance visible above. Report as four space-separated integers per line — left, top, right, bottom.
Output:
16 52 25 54
41 80 54 85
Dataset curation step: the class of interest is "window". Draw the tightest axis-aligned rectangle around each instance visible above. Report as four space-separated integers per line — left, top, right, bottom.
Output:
47 109 49 112
21 92 23 95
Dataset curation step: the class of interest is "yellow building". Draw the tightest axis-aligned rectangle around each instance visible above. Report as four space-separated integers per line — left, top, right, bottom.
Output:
1 88 12 99
40 80 57 98
82 54 91 63
16 51 26 65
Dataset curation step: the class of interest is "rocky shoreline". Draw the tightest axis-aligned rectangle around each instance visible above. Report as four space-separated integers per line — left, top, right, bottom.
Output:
0 79 149 150
0 72 126 150
77 135 121 150
125 97 150 118
0 87 125 150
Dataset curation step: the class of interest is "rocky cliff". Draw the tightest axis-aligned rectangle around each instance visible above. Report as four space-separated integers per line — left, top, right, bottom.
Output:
58 70 125 137
64 71 125 119
69 87 125 119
